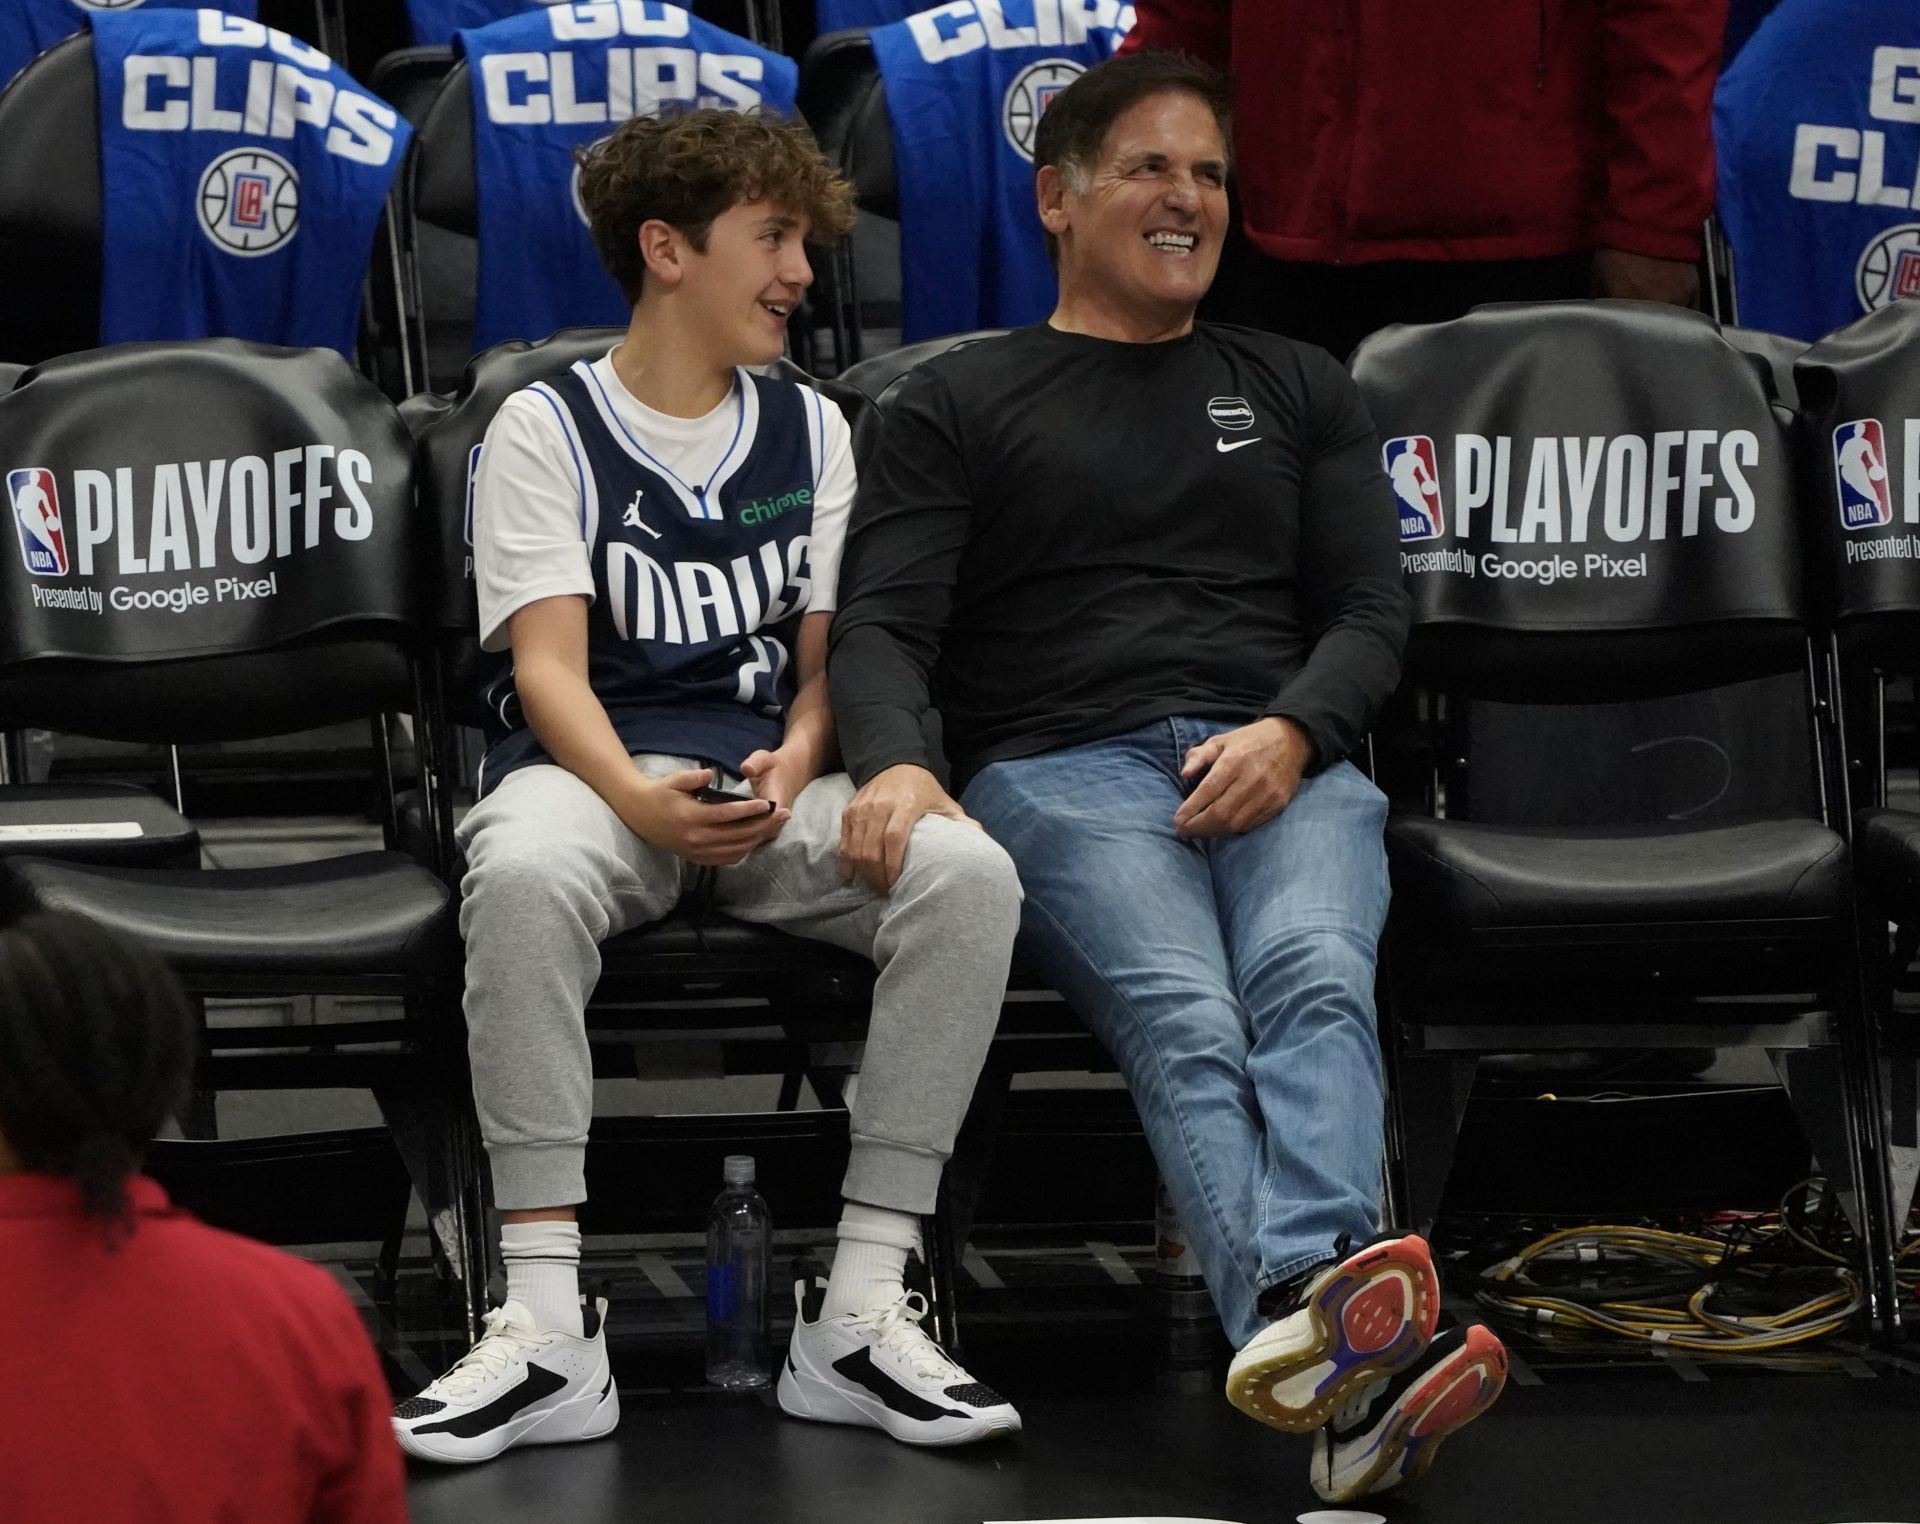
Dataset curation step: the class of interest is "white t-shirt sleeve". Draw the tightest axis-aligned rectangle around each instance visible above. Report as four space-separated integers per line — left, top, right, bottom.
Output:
473 390 597 653
805 391 857 616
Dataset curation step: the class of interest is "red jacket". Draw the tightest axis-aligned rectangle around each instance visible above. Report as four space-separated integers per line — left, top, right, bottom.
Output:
1122 0 1726 266
0 1174 408 1524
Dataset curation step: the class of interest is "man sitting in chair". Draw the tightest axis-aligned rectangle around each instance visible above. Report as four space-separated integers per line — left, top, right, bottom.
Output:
392 109 1023 1465
828 51 1508 1505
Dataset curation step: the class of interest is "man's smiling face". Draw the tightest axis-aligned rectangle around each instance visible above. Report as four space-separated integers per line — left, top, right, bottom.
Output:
1051 89 1229 321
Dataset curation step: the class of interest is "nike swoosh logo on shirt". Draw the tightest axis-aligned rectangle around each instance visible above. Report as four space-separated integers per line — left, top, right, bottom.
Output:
1216 438 1261 453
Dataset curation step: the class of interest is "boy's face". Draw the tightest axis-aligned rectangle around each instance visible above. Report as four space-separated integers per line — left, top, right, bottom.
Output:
674 198 814 367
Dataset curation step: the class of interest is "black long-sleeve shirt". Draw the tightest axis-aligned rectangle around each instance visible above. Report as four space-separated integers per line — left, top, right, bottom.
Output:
829 322 1411 790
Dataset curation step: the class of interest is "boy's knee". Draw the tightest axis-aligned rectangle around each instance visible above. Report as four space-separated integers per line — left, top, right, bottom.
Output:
908 820 1022 916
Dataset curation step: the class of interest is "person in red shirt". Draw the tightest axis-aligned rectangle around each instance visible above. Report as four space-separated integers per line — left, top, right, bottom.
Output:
1123 0 1729 357
0 911 408 1524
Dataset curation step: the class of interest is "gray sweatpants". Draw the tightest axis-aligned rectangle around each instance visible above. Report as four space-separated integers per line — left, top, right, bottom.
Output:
458 756 1022 1214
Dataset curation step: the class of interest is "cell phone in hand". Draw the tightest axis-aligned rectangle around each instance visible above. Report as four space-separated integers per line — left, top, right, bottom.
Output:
693 783 773 812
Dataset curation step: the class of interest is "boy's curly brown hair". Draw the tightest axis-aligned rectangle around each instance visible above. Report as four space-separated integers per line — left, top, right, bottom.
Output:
575 109 857 303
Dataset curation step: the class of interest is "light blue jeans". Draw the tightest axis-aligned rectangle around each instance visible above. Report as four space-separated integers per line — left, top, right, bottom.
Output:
963 717 1390 1348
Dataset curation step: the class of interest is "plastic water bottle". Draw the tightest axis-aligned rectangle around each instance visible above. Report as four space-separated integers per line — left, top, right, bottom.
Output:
705 1154 771 1390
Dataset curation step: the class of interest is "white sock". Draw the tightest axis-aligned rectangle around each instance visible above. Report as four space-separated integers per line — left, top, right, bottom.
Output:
501 1219 583 1337
822 1203 921 1319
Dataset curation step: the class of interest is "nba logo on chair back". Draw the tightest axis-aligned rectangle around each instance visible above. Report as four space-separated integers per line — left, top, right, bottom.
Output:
1383 436 1444 542
1834 419 1894 531
464 443 483 550
8 469 69 577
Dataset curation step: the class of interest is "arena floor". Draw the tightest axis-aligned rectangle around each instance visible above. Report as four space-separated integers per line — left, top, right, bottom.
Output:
347 1236 1920 1524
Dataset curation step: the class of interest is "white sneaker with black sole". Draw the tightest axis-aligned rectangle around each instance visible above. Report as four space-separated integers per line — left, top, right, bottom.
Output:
392 1298 619 1464
778 1281 1020 1446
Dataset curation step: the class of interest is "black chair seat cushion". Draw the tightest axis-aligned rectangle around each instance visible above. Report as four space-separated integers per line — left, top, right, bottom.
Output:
0 851 456 982
594 907 1059 1002
0 782 198 867
1387 815 1849 933
1855 808 1920 906
601 909 869 970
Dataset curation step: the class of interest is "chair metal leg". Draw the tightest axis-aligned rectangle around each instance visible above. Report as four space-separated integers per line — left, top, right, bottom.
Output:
1392 1050 1478 1237
925 1194 963 1358
919 1057 1017 1358
1775 1030 1904 1337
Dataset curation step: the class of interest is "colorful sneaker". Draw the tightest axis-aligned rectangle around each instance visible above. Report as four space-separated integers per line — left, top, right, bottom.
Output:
392 1298 619 1464
778 1282 1020 1447
1310 1321 1509 1501
1225 1232 1440 1432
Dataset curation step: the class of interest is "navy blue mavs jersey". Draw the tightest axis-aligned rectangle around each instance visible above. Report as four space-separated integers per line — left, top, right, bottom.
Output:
871 0 1131 342
0 0 253 90
1715 0 1920 341
462 2 797 351
91 11 408 354
477 365 826 794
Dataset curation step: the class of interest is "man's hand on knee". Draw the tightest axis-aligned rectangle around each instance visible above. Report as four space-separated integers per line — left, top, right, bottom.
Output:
839 763 980 891
1174 717 1315 838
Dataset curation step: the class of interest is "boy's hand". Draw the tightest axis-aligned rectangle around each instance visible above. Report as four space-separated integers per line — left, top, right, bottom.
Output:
623 768 788 866
738 746 818 823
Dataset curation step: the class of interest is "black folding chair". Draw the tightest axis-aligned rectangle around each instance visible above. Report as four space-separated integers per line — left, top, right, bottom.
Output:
0 61 200 862
0 35 102 366
1352 300 1903 1332
796 28 894 371
839 330 1008 406
1723 324 1808 414
1795 298 1920 1270
405 331 1025 1338
0 340 477 1311
397 0 801 391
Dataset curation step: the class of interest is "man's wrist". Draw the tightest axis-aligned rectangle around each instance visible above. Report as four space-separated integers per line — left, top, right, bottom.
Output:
774 731 829 781
1259 714 1317 764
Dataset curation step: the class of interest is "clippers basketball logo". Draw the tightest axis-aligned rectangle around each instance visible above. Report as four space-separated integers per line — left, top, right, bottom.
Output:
1384 436 1444 542
1003 60 1082 162
197 149 300 257
1834 419 1893 531
8 470 69 577
1856 225 1920 314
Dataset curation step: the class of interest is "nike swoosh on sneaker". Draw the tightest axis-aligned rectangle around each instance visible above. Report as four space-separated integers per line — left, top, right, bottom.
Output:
410 1364 569 1438
1216 438 1261 453
830 1348 968 1421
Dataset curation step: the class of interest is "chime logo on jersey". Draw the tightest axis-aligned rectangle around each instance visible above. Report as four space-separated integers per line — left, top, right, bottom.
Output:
8 470 69 577
1856 224 1920 313
197 148 300 255
1002 59 1080 161
1384 436 1444 542
1834 419 1893 531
